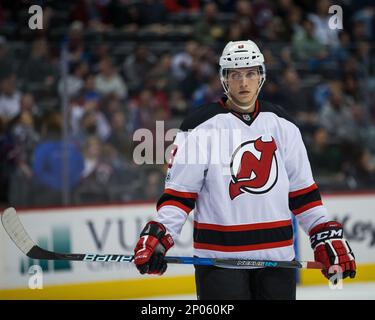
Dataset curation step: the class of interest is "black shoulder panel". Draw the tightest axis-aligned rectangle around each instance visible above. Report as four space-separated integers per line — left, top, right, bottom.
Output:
179 102 229 132
259 100 296 124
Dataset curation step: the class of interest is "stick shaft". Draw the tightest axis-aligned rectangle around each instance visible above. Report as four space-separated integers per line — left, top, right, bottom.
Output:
26 249 322 269
1 207 323 270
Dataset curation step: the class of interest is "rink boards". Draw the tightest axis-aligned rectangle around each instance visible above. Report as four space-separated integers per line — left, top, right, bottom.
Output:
0 193 374 299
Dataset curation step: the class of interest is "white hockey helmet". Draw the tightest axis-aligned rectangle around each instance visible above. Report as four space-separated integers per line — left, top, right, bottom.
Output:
219 40 266 100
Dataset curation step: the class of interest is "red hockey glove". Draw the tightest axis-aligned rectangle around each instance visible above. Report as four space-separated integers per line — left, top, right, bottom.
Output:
134 221 174 275
309 221 356 282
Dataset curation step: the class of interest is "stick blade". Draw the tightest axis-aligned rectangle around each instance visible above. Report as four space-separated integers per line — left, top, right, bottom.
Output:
1 207 35 255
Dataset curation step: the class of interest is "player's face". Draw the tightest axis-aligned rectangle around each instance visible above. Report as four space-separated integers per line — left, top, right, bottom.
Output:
227 67 261 106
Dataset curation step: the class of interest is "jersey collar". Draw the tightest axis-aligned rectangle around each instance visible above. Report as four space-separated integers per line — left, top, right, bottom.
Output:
218 97 260 126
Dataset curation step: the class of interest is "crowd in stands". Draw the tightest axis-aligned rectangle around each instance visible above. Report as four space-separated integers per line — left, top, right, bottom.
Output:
0 0 374 207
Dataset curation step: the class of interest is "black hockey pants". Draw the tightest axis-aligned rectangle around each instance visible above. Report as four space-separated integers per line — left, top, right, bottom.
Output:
195 264 297 300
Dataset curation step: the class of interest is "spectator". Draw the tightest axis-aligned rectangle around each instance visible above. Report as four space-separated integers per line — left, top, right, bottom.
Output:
261 76 284 106
58 61 89 99
308 0 339 47
287 5 304 36
106 110 133 161
275 0 295 20
179 60 206 100
32 113 84 206
148 52 176 93
20 93 41 118
0 74 21 122
330 31 351 63
67 21 90 66
345 147 375 189
225 22 246 42
75 136 113 204
279 68 317 128
292 18 326 61
262 16 287 42
91 42 110 70
192 75 222 107
100 94 123 120
169 90 188 117
171 41 198 81
71 100 111 145
20 37 56 88
128 88 167 131
81 136 111 179
82 73 101 103
252 0 274 32
356 41 371 72
7 110 40 206
123 46 157 93
308 127 344 178
142 167 165 200
95 57 127 99
234 0 258 39
261 49 283 74
0 36 15 79
351 19 371 43
10 110 40 166
193 2 225 46
351 6 374 41
343 74 361 102
319 81 359 143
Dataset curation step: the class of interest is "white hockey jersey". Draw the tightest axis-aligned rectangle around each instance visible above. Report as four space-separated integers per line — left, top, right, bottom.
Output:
155 98 330 262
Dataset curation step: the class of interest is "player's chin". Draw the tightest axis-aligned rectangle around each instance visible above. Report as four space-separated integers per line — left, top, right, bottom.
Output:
236 93 253 102
236 96 253 105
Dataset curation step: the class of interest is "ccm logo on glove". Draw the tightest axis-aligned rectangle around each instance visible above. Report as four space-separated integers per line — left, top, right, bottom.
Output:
309 221 356 282
310 228 343 246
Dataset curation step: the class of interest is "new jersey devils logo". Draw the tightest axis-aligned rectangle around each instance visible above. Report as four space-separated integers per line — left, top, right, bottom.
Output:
229 136 278 199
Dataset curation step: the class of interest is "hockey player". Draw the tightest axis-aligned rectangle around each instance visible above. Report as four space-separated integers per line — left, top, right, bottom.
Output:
133 40 356 299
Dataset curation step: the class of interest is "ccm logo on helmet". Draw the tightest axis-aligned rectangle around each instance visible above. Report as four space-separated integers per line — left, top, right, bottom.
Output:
234 56 250 60
229 136 278 199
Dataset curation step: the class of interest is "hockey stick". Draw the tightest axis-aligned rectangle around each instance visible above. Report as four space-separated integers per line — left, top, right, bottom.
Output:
1 207 323 270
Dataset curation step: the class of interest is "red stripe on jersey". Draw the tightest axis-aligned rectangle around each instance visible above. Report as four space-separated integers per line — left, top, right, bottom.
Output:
194 239 293 252
292 200 323 215
289 183 318 198
164 188 198 199
157 200 192 214
194 219 292 232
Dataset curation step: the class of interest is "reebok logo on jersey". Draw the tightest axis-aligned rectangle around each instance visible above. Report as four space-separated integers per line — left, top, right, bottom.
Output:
242 114 251 121
229 136 278 199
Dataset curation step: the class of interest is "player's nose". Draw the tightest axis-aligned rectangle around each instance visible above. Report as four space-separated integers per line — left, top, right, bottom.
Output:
239 82 248 89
